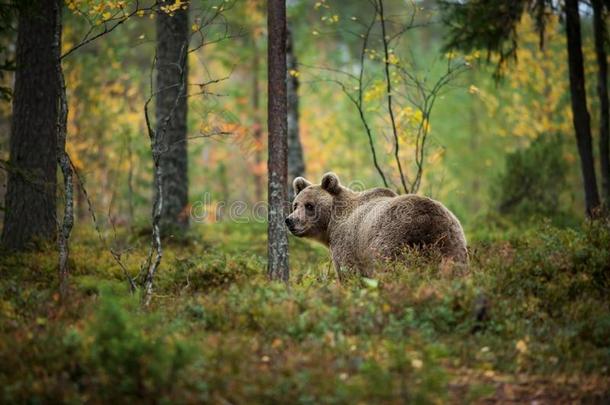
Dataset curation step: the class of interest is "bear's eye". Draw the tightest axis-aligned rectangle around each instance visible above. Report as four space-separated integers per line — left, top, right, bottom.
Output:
305 203 314 212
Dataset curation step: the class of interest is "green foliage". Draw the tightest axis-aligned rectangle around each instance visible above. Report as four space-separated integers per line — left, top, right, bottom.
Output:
439 0 551 77
163 254 262 292
492 134 570 221
1 221 609 402
83 285 195 402
0 281 198 403
440 0 526 64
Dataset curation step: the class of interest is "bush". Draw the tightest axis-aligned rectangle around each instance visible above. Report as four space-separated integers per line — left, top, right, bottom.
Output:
82 285 196 402
492 134 570 221
1 221 609 402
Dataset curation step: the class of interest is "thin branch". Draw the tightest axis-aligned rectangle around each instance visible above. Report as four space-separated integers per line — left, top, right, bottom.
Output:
356 12 389 188
70 158 138 292
378 0 410 194
62 1 156 60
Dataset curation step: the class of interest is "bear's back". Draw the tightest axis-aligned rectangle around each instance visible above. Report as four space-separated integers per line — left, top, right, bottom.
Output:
354 193 467 264
357 187 397 204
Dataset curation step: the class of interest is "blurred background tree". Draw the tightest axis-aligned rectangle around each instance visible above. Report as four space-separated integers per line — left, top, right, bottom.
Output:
156 0 190 232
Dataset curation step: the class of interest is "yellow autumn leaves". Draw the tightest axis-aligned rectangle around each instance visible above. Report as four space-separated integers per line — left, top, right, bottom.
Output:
398 106 425 129
66 0 128 21
364 48 400 65
65 0 189 21
363 81 430 137
471 14 577 140
160 0 188 16
363 81 385 103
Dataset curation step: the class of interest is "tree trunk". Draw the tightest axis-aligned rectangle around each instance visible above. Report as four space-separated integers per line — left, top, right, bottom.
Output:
127 134 135 224
55 0 73 298
267 0 289 282
1 0 59 250
156 1 189 232
286 27 305 198
592 0 610 204
217 162 228 221
564 0 601 216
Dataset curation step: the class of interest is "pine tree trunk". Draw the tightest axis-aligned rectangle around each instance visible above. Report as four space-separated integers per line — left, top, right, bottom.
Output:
592 0 610 204
565 0 601 216
286 27 305 198
2 1 59 250
267 0 289 282
156 1 189 232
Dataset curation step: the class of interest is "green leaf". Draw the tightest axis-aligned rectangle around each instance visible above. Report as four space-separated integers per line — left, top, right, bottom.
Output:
362 277 379 289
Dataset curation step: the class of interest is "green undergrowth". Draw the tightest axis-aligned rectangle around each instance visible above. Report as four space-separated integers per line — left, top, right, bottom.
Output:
0 220 609 403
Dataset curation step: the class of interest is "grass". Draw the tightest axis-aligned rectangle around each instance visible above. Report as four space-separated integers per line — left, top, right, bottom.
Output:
0 219 609 403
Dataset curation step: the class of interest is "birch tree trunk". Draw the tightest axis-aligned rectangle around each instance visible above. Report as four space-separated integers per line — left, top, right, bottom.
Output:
286 27 305 198
2 0 59 250
592 0 609 204
156 1 189 232
267 0 289 282
564 0 601 216
54 0 74 298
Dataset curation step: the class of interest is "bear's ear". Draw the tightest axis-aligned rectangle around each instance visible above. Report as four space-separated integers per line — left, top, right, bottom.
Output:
293 177 312 195
321 172 341 195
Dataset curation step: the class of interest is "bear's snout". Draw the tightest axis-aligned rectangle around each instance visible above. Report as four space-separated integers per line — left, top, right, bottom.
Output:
285 216 304 236
285 217 295 231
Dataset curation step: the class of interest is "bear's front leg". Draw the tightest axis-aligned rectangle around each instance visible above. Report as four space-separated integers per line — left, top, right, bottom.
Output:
332 258 343 284
330 247 364 283
329 247 346 284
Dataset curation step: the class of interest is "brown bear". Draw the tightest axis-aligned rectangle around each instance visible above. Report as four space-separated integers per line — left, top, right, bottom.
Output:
285 172 468 277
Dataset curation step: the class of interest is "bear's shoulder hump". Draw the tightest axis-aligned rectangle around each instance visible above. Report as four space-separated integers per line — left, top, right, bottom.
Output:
359 187 397 201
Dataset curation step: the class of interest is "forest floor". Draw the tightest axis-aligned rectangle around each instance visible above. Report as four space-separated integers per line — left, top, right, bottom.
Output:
0 220 609 403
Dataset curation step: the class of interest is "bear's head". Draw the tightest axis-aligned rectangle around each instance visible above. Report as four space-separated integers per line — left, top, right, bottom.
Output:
285 172 343 244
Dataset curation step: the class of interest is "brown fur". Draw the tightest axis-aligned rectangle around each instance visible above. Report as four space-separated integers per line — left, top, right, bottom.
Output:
287 173 468 277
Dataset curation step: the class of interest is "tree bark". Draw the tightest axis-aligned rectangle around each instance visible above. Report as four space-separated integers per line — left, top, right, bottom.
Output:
143 145 163 307
267 0 289 282
286 27 305 198
564 0 601 216
1 0 59 250
54 0 73 298
156 1 189 232
592 0 610 204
